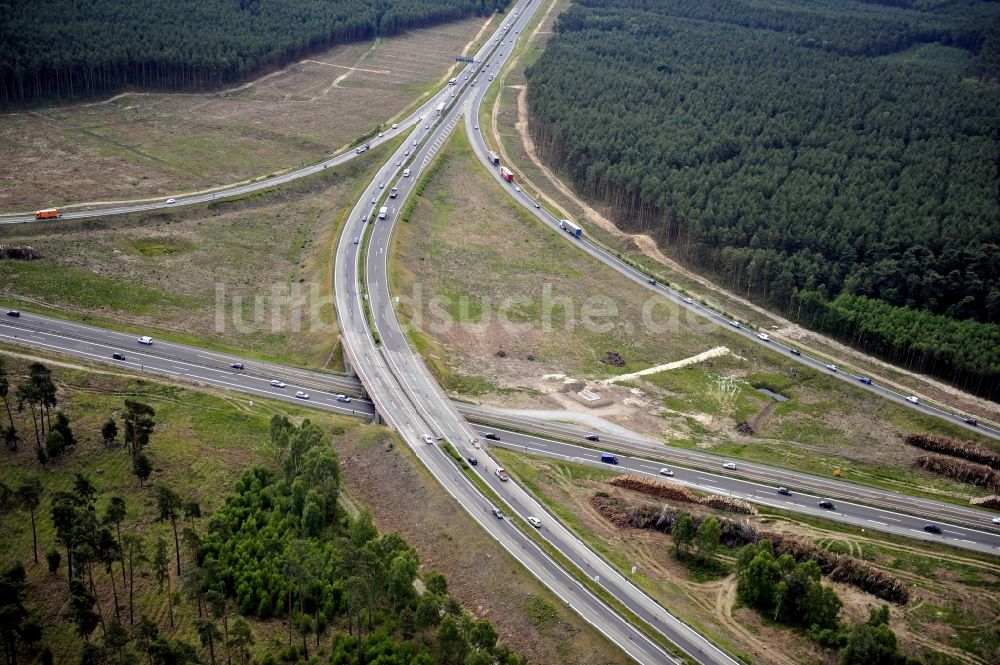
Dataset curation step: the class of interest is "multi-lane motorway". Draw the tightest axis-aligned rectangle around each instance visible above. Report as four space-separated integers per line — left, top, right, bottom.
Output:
3 310 999 556
333 3 739 663
461 96 997 442
2 1 999 662
1 20 992 441
3 311 1000 665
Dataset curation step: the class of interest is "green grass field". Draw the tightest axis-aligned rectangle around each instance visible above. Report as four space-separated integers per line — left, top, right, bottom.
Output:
0 140 402 370
389 116 997 507
495 450 1000 665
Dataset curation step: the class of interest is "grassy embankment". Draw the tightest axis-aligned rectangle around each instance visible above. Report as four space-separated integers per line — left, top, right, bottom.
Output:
0 347 635 665
0 137 408 371
495 450 1000 665
388 114 998 506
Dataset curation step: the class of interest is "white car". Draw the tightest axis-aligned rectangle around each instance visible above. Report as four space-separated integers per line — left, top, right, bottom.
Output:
906 395 920 404
422 435 434 444
336 394 351 403
757 332 770 341
514 185 521 192
729 320 740 328
391 123 399 129
378 132 384 137
270 380 285 388
165 198 175 204
137 336 153 345
474 125 479 130
295 391 309 400
723 462 736 470
683 297 694 304
526 516 542 528
826 364 838 372
992 517 1000 525
659 468 674 477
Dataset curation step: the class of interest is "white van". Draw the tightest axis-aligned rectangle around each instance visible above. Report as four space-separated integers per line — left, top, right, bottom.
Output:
403 169 411 177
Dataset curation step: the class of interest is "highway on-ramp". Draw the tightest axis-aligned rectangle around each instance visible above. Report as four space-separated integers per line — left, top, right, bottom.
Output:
1 2 997 662
460 81 996 442
334 2 740 663
4 308 1000 556
0 66 458 225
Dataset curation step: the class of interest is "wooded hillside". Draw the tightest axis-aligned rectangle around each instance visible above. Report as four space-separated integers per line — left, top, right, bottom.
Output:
0 0 510 105
525 0 1000 398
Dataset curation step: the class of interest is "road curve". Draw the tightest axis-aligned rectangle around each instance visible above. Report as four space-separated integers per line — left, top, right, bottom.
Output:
461 84 997 441
3 310 999 556
334 2 739 663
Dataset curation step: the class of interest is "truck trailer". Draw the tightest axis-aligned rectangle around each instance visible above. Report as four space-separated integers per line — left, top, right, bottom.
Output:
488 152 500 166
34 208 60 220
378 206 388 220
499 166 514 182
559 219 582 238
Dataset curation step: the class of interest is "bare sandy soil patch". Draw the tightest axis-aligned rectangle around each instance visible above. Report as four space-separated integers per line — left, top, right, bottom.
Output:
0 17 487 211
390 121 995 503
482 0 999 426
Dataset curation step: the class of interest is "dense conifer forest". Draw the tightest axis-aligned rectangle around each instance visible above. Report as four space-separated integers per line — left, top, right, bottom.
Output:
0 0 510 105
525 0 1000 399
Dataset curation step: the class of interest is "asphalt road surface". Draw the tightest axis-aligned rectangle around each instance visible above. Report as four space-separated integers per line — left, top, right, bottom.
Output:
2 2 997 661
4 305 1000 557
461 89 997 442
333 3 739 663
0 81 442 225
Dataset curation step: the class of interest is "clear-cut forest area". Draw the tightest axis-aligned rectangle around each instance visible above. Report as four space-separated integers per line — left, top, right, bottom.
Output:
0 0 510 105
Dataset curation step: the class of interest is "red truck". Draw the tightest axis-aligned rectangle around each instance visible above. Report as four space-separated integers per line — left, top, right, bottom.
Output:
499 166 514 182
34 208 60 220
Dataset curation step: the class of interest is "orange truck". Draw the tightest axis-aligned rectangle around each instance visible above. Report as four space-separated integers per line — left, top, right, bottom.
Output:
34 208 60 220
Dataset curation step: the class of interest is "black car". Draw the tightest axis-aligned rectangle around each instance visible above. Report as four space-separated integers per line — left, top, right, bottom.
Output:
777 487 792 496
484 432 500 441
818 500 835 510
790 348 801 356
6 310 20 317
923 524 942 534
466 457 478 466
964 418 978 426
230 362 244 370
586 433 600 442
647 278 656 285
112 352 126 360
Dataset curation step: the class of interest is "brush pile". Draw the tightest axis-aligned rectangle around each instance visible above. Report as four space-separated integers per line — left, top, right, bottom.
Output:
905 433 1000 469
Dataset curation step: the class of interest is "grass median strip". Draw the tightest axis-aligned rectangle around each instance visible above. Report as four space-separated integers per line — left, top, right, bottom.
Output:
430 438 710 664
